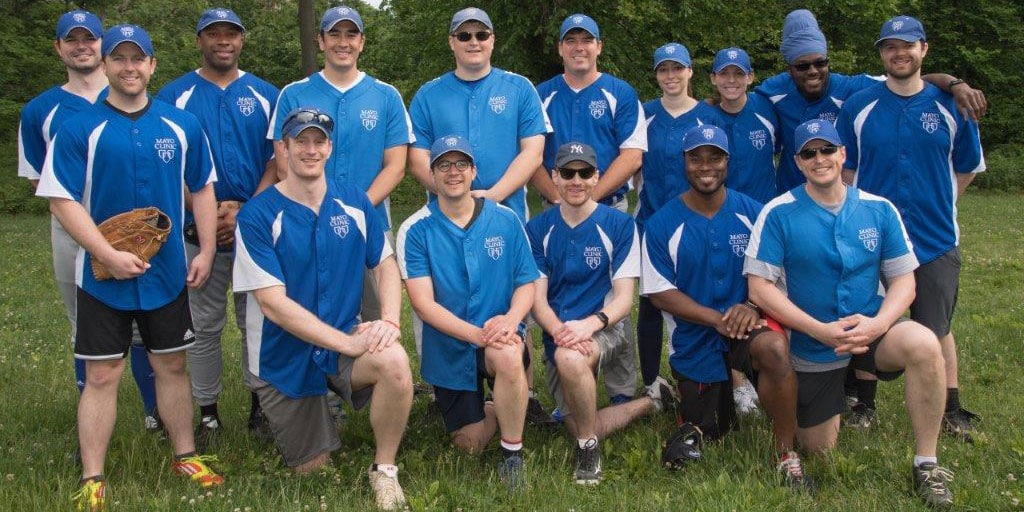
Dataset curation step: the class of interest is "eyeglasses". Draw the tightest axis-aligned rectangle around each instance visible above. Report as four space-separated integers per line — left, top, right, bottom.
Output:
285 109 334 132
797 144 840 160
791 58 830 72
453 30 492 42
557 166 597 180
433 160 473 173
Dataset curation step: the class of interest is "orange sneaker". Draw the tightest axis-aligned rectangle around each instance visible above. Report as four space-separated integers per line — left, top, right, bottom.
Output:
71 477 106 511
171 454 225 488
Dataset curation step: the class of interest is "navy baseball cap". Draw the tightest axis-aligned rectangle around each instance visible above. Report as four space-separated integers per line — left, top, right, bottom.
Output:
554 142 597 168
652 42 691 70
560 13 599 40
56 10 103 40
450 7 493 33
875 15 926 46
713 47 752 74
682 125 730 155
794 119 843 151
282 108 334 138
102 24 154 57
430 135 475 167
196 8 245 34
321 5 364 33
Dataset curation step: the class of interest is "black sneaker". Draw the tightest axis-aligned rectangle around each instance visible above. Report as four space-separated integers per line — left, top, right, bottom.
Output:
526 396 557 427
843 402 876 430
913 462 954 509
646 376 679 414
942 407 980 443
247 408 273 443
777 451 816 492
194 415 220 451
573 439 602 485
498 450 525 491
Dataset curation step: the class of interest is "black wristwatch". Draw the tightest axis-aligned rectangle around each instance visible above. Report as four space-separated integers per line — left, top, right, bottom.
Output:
593 311 610 330
948 78 965 89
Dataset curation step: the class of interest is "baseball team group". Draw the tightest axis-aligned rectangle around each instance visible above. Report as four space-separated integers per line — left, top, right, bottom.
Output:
18 4 989 510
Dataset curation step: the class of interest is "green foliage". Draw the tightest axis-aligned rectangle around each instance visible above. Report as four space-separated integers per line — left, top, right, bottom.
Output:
973 145 1024 193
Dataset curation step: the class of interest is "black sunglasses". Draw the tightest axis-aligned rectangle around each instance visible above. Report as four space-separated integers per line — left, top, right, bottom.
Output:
453 30 492 42
791 58 830 72
286 109 334 132
557 166 597 180
797 144 840 160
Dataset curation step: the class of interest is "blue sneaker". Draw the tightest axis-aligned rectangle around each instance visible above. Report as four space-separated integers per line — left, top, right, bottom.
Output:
550 407 565 424
609 394 632 406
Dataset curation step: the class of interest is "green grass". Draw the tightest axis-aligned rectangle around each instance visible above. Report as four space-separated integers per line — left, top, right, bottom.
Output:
1 193 1022 511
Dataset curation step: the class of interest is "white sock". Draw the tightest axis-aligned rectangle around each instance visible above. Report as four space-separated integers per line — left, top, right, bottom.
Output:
913 455 937 467
500 440 523 452
373 463 398 478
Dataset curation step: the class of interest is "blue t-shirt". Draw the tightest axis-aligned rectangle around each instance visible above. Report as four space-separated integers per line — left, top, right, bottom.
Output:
18 86 108 180
233 181 390 398
713 93 781 204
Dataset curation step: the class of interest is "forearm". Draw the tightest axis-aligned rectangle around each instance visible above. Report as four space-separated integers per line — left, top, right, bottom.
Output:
190 184 218 256
649 288 722 328
408 148 436 194
748 276 823 335
875 272 916 326
253 287 350 353
486 136 543 202
530 281 563 335
530 165 559 203
411 297 483 345
372 256 402 325
922 73 958 93
955 173 976 199
591 149 642 201
505 282 535 325
366 146 407 206
601 278 636 325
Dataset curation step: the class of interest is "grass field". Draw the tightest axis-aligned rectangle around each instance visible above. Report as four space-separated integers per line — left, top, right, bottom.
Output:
0 192 1022 511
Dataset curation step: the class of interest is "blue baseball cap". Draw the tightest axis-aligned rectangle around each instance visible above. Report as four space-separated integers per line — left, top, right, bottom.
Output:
196 8 245 34
875 15 926 46
652 42 691 70
682 125 730 155
794 119 843 152
430 135 475 167
282 108 334 138
450 7 493 33
102 24 154 57
56 10 103 40
320 5 364 33
560 13 599 40
713 47 752 74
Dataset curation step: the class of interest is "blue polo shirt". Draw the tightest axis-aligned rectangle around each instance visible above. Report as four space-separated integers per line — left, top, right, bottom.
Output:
408 68 549 223
18 86 108 180
269 71 414 230
837 82 985 265
233 181 390 398
641 191 762 383
37 99 217 311
397 200 540 391
525 204 640 359
713 93 781 204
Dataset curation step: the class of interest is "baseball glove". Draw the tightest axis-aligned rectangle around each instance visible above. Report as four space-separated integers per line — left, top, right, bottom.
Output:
92 207 172 281
661 422 704 470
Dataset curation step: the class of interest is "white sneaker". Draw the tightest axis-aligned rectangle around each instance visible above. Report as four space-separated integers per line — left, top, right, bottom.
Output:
733 382 760 415
368 465 406 510
646 376 679 413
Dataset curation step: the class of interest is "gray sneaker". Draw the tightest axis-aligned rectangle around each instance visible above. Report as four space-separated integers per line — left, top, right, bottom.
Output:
498 451 525 491
573 438 602 485
913 462 954 509
368 466 406 510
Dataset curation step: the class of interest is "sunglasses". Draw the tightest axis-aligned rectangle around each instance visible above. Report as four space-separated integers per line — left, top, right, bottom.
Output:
557 166 597 180
453 30 492 42
791 58 830 72
433 159 473 173
286 110 334 132
797 144 840 160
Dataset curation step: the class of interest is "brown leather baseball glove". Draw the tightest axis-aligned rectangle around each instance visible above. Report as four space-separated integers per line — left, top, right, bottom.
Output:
92 207 172 281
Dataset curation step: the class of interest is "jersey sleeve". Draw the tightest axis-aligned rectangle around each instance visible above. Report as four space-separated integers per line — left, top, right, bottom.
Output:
384 85 415 148
878 199 919 279
516 76 550 139
511 221 541 288
185 120 217 193
611 218 641 280
614 84 647 151
525 219 550 278
36 129 85 201
17 111 46 180
744 206 786 273
233 207 286 292
261 83 282 164
845 73 886 92
639 222 677 295
408 87 433 150
754 72 791 99
836 105 859 170
361 191 393 268
952 114 985 174
267 87 297 141
396 221 428 280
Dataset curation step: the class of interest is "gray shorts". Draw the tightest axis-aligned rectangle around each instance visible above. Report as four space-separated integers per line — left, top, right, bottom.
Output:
252 355 373 467
911 247 960 338
545 323 630 414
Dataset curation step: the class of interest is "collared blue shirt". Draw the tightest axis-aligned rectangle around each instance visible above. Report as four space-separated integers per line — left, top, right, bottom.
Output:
233 181 390 398
837 82 985 264
641 191 762 382
37 99 217 311
18 86 108 180
713 93 781 204
397 200 539 391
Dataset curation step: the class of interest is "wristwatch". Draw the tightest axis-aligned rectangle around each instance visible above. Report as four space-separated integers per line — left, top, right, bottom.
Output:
948 78 965 89
594 311 610 330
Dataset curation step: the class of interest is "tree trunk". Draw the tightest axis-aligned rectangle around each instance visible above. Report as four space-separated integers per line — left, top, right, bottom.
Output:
298 0 317 76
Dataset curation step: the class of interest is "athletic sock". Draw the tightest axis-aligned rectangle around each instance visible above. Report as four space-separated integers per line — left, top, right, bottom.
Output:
75 358 86 393
200 403 219 420
856 379 878 409
500 439 523 454
80 474 105 484
174 451 197 461
945 388 961 413
913 455 938 467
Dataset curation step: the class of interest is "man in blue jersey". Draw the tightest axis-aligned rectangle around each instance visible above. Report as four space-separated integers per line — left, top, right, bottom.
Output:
643 125 805 489
745 120 953 508
234 108 412 509
158 7 280 446
398 135 539 490
18 9 159 433
528 142 676 485
837 15 986 443
37 24 224 509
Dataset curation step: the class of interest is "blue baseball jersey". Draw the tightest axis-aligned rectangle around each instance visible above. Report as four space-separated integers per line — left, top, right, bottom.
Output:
744 186 918 365
36 99 217 311
641 191 763 383
525 204 640 359
269 72 414 230
537 73 647 201
637 100 720 230
837 82 985 265
18 86 108 180
157 70 279 202
409 68 550 223
397 200 540 391
713 93 781 204
756 72 883 192
233 181 390 398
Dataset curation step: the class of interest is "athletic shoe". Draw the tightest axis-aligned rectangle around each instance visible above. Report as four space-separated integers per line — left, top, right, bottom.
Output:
646 376 679 414
572 438 602 485
144 409 162 433
247 408 274 444
776 451 816 492
733 382 760 416
368 466 406 510
913 462 954 509
844 392 859 411
171 455 225 488
497 451 525 491
526 396 557 427
550 407 565 424
71 477 106 511
844 402 876 430
193 415 220 451
942 407 980 443
327 392 348 424
609 393 632 406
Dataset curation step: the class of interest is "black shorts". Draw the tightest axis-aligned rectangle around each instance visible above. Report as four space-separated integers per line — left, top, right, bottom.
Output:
433 343 530 434
796 367 847 428
911 248 960 338
851 336 906 382
75 287 195 360
670 335 759 441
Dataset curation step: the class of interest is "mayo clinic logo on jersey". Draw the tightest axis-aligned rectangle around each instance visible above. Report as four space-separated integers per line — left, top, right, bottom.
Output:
330 214 350 238
817 112 837 124
584 246 603 270
749 129 767 150
729 233 750 257
360 109 379 131
920 112 940 134
589 100 607 119
154 138 177 163
484 236 504 260
858 227 879 252
488 96 507 114
73 13 87 23
237 97 257 117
